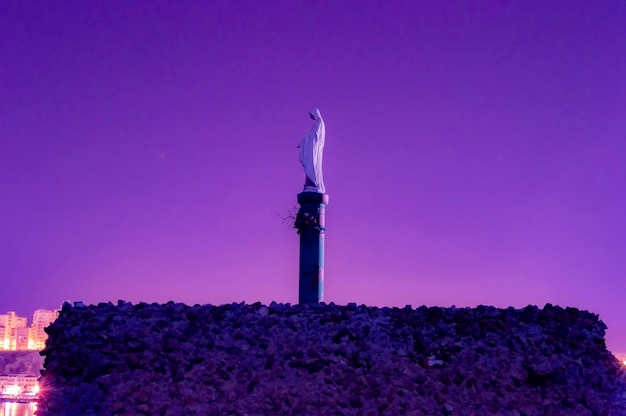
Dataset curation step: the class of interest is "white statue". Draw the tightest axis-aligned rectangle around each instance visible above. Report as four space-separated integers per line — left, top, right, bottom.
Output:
298 108 325 193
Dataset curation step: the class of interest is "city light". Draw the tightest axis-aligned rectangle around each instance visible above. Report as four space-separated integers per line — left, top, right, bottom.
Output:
0 309 59 351
0 377 40 402
3 385 19 396
23 383 40 397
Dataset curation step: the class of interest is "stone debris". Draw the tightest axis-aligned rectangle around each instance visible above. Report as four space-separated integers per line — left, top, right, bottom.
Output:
427 355 444 367
38 301 626 415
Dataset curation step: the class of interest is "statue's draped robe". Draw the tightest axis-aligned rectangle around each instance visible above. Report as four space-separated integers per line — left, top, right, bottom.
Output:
299 108 325 193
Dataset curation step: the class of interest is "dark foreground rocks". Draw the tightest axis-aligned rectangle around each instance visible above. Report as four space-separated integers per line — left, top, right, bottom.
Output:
39 302 626 415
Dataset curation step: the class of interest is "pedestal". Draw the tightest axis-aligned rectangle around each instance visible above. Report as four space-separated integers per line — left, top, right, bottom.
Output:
297 192 329 304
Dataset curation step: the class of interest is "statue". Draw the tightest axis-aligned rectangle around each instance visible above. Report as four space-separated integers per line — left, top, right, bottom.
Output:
298 108 325 193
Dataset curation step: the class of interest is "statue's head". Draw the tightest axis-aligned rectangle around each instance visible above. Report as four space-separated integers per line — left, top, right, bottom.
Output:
309 108 322 121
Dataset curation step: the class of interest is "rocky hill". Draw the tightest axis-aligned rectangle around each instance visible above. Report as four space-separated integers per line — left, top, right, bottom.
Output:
39 301 626 415
0 350 43 376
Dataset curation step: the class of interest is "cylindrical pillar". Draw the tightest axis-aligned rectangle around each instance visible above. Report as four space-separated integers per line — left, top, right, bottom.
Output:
297 192 329 304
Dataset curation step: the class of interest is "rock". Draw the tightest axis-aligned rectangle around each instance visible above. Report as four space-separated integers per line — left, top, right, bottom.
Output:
136 404 151 414
37 302 626 416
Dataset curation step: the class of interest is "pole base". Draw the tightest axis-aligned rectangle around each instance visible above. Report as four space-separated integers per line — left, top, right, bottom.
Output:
297 192 328 304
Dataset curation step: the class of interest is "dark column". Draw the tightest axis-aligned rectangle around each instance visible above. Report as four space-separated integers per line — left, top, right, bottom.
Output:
296 192 328 304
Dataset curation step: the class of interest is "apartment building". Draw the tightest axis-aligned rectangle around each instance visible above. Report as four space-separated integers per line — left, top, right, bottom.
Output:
30 309 58 350
0 309 58 350
0 312 27 350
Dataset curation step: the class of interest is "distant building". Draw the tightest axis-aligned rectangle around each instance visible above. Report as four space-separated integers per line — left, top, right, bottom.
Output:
0 312 27 350
30 309 58 350
0 313 12 349
0 374 39 401
12 327 30 351
0 309 59 351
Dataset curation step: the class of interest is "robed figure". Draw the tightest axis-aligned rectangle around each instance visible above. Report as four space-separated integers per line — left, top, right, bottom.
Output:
298 108 326 194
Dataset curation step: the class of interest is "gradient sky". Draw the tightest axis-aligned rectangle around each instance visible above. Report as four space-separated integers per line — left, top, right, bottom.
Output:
1 1 625 353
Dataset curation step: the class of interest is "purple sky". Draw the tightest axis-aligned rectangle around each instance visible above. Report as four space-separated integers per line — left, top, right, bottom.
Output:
1 2 625 353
